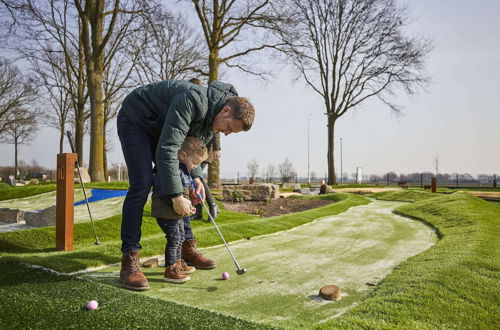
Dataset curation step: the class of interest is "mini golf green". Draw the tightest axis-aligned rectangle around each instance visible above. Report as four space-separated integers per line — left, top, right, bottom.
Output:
0 189 126 222
82 200 437 328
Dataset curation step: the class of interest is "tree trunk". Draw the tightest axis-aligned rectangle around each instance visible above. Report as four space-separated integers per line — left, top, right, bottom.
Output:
86 2 105 183
103 122 108 181
14 140 18 180
207 51 221 189
327 114 336 185
88 66 105 182
59 129 64 154
76 25 86 165
75 112 85 164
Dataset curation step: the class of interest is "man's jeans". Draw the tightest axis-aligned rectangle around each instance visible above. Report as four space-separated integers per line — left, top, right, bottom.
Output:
117 109 156 252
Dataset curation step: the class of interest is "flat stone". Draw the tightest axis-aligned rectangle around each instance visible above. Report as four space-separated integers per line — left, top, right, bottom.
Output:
319 285 341 301
0 208 25 224
142 258 159 268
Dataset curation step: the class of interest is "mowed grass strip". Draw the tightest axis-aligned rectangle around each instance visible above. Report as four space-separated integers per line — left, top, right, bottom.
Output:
318 192 500 329
0 193 369 272
0 183 56 201
0 260 271 330
368 189 440 202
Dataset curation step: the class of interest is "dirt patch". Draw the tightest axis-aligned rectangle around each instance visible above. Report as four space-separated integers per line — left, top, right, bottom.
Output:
221 198 335 218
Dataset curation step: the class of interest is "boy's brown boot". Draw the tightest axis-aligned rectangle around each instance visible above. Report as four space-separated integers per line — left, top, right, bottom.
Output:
177 258 196 274
164 262 191 284
120 250 150 291
182 239 217 269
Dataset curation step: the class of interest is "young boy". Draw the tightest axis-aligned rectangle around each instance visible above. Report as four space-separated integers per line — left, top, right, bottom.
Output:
151 136 208 283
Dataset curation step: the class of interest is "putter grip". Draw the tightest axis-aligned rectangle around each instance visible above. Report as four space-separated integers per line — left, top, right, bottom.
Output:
66 131 76 154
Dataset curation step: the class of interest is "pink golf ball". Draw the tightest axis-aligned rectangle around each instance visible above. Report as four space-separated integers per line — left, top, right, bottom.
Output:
221 272 230 280
87 300 98 310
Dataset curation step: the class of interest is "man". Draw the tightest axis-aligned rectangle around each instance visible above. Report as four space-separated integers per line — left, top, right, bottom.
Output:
117 80 255 291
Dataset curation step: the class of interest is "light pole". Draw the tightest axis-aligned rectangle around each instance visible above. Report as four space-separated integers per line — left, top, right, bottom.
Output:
340 137 343 185
307 114 311 185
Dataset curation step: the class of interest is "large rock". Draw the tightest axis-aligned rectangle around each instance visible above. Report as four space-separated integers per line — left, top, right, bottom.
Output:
7 175 16 186
24 206 56 227
282 183 301 190
299 188 320 196
0 208 25 224
222 184 280 201
75 167 91 183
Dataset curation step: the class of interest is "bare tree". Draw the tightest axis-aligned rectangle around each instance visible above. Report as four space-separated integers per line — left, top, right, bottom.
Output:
279 158 295 183
188 0 289 189
433 155 439 177
278 0 431 184
130 6 207 85
12 0 90 164
247 158 259 181
267 164 275 182
74 0 141 181
0 58 37 138
0 108 38 179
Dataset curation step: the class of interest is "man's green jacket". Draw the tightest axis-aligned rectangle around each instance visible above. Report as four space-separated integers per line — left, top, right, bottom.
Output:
121 80 238 197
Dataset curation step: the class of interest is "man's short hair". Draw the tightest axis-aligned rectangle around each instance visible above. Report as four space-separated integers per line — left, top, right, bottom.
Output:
189 78 202 85
180 136 208 161
225 96 255 131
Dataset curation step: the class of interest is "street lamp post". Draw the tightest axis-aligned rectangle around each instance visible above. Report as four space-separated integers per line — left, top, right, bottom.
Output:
340 137 343 185
307 115 310 185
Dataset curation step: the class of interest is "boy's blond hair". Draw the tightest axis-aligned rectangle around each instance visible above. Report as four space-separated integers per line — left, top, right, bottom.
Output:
225 96 255 131
179 136 208 161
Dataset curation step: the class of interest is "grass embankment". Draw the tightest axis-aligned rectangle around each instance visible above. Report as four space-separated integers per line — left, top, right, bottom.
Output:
0 184 57 201
0 260 269 329
0 193 368 272
368 189 441 202
319 192 500 329
85 182 130 190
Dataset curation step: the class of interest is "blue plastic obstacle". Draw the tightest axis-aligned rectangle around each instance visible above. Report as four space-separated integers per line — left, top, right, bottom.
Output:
74 188 128 206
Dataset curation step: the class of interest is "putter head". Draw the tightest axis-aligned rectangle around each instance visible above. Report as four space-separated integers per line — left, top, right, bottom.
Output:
94 241 100 245
236 268 247 275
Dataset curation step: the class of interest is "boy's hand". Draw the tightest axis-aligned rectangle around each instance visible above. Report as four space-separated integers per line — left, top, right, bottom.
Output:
189 187 202 205
193 177 205 201
172 196 194 216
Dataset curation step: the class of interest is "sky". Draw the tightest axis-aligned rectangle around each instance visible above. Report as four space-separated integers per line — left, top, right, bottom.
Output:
0 0 499 180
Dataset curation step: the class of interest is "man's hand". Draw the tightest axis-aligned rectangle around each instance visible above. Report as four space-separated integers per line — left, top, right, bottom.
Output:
172 196 195 216
193 177 206 201
214 150 221 160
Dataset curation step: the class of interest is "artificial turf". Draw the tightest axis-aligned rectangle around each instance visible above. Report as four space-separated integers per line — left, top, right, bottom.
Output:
0 183 57 201
318 192 500 329
0 260 271 329
0 193 368 272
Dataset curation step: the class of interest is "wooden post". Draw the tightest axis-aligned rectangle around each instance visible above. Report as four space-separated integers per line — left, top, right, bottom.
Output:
56 153 77 251
431 177 437 193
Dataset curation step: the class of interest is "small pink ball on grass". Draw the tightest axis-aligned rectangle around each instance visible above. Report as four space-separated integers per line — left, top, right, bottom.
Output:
87 300 98 310
221 272 230 280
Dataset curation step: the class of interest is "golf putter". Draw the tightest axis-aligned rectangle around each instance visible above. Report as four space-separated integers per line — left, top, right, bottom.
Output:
66 131 100 245
191 179 247 275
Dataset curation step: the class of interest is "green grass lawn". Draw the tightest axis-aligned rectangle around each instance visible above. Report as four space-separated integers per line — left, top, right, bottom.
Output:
1 190 498 328
0 184 57 201
319 192 500 329
0 193 367 273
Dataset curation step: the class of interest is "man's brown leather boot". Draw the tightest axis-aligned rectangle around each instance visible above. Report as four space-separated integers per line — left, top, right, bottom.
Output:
120 250 150 291
182 239 217 269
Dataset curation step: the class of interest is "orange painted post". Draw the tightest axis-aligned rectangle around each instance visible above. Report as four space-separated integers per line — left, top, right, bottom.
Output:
56 153 77 251
431 177 437 193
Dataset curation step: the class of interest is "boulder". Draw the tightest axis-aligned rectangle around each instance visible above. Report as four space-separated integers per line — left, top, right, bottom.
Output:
24 205 56 227
0 208 25 224
29 178 40 185
282 183 301 190
222 184 280 201
75 167 91 183
299 188 320 196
